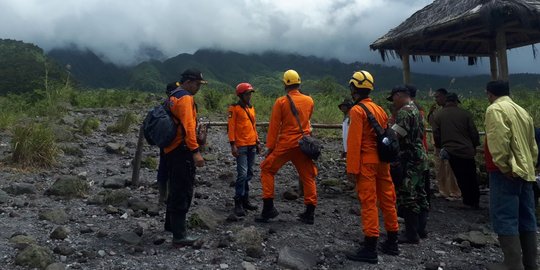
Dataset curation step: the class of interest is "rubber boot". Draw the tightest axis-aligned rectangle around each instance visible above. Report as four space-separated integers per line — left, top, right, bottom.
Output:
520 232 538 270
254 198 279 223
346 236 378 264
418 210 429 239
486 235 524 270
380 231 399 255
242 195 258 211
234 197 246 217
398 209 420 244
171 212 198 248
298 204 315 225
158 180 167 205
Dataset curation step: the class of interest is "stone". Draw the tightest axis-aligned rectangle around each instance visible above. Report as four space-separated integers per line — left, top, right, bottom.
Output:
241 261 257 270
188 206 220 230
118 232 141 245
282 190 299 200
218 172 234 181
105 143 125 155
102 177 126 189
98 250 106 257
15 245 54 269
53 244 75 256
3 183 36 195
277 246 317 270
50 226 70 240
204 154 218 161
128 198 150 212
39 209 69 224
96 230 109 238
0 189 10 203
102 189 131 206
46 262 67 270
104 205 119 214
45 176 89 198
9 235 37 249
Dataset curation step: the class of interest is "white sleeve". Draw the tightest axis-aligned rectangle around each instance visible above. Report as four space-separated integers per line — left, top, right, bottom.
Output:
343 118 349 152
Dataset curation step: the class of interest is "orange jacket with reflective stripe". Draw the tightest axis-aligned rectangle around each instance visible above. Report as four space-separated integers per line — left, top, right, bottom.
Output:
164 93 199 154
266 89 314 151
346 98 389 174
228 104 259 147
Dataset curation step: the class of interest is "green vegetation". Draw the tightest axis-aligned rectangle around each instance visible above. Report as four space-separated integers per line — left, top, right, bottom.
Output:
81 117 100 135
11 124 59 168
106 112 137 134
141 156 158 170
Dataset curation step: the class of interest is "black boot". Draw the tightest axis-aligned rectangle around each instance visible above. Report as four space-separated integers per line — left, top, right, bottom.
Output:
298 204 315 225
170 212 198 247
398 209 420 244
242 195 258 211
234 197 246 217
255 198 279 223
380 231 399 255
164 211 171 232
158 180 167 204
418 210 429 239
520 231 537 270
346 236 378 264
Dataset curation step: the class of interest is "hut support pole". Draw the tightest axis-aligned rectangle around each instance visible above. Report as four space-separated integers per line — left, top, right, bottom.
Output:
495 30 509 81
401 52 410 84
489 53 498 80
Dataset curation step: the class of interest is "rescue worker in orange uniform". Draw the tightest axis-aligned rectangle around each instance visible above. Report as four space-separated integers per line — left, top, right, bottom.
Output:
256 69 318 224
345 71 400 264
228 82 260 217
164 69 206 247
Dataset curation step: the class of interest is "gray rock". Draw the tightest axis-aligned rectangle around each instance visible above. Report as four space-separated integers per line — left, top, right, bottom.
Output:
102 189 131 206
277 246 317 270
53 244 75 256
53 125 75 142
50 226 70 240
102 177 126 189
3 183 36 195
118 232 141 245
46 262 66 270
39 209 69 224
15 245 54 269
188 206 220 230
241 261 257 270
105 143 125 155
9 235 37 249
455 231 495 248
204 154 218 161
96 230 109 238
128 198 150 212
45 176 89 198
0 189 9 203
283 189 299 200
104 205 119 214
246 245 264 258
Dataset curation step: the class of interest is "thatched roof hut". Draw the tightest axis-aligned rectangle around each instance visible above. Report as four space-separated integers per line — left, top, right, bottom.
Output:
370 0 540 82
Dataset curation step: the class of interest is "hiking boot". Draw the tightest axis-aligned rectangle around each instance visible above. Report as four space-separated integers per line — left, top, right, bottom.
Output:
486 235 524 270
298 204 315 225
234 197 245 217
398 209 420 244
520 232 537 270
164 211 171 232
242 196 258 211
255 198 279 223
418 210 429 239
172 235 199 248
346 236 378 264
380 231 399 256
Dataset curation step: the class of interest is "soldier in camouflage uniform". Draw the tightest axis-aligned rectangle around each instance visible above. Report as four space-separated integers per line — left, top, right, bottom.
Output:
387 85 429 244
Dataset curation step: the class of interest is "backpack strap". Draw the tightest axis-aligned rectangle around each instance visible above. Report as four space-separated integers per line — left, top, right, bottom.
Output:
166 89 192 130
240 105 258 137
286 95 304 135
357 103 385 137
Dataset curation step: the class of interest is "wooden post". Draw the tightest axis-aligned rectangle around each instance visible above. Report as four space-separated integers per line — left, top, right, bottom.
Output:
401 51 411 84
496 30 509 80
131 124 145 186
489 53 498 80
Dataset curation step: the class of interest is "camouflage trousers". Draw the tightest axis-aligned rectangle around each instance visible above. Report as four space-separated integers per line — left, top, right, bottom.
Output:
395 160 429 214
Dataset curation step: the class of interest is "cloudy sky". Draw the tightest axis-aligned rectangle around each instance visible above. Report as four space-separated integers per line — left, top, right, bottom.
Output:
1 0 539 75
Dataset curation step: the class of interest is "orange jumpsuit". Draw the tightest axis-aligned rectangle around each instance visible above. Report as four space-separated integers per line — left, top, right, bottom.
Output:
260 89 318 206
227 104 259 147
347 98 399 237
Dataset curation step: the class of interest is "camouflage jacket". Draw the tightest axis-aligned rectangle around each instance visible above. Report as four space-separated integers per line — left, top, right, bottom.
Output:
393 101 427 166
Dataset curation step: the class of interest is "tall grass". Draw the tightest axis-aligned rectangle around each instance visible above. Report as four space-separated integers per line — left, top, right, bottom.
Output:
11 124 59 168
106 112 137 134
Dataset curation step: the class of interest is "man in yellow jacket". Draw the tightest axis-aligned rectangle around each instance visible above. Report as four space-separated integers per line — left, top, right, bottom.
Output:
484 80 538 270
256 69 318 224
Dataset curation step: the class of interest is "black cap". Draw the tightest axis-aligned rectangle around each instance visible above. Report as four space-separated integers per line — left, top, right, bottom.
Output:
445 92 461 103
180 69 208 84
338 98 353 109
386 85 410 101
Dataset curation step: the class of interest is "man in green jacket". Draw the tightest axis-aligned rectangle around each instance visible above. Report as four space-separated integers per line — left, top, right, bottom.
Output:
484 80 538 270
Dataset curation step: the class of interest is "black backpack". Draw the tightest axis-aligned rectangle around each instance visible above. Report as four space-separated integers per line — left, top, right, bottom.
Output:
143 89 189 148
357 103 399 162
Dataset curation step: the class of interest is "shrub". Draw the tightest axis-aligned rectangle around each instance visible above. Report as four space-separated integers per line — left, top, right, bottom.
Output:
141 156 158 170
81 117 100 135
106 112 137 134
11 124 59 168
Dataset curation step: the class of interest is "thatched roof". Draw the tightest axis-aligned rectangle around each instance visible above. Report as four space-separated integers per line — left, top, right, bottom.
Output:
370 0 540 62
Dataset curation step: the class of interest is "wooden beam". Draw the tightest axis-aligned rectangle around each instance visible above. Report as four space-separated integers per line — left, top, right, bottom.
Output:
401 51 411 84
489 53 498 80
496 30 509 80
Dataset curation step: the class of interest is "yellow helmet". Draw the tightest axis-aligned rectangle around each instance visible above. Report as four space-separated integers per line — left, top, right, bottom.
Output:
349 70 374 90
283 69 301 86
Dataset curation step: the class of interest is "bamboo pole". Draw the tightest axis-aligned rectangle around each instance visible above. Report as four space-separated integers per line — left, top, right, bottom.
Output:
496 30 509 80
131 124 145 186
401 51 411 84
489 52 498 80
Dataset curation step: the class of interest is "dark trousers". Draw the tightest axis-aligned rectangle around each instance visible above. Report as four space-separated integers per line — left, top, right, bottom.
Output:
448 154 480 207
157 149 167 183
165 145 196 239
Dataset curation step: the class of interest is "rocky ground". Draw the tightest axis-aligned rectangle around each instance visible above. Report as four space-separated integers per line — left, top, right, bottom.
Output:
0 108 536 270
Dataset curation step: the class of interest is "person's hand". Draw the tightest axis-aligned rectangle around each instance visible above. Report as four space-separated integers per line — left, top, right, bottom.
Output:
265 148 274 158
347 173 357 185
231 145 238 157
193 152 205 167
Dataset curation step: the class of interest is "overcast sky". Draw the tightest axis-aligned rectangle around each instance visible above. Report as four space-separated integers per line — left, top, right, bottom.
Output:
1 0 539 75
